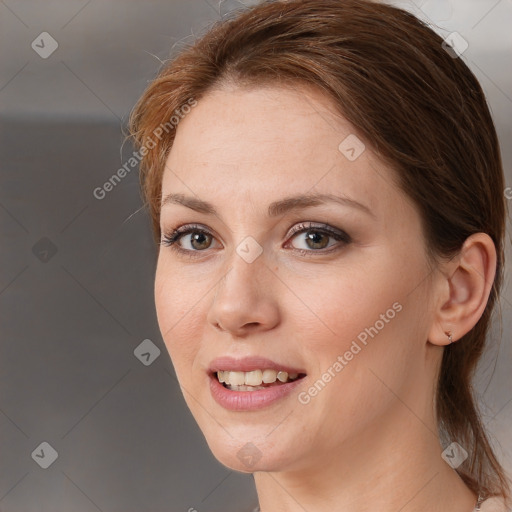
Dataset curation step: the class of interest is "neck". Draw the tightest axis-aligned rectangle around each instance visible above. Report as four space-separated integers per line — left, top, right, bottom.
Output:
254 401 477 512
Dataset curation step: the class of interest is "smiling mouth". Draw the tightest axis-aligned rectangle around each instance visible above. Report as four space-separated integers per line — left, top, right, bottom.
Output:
215 369 307 391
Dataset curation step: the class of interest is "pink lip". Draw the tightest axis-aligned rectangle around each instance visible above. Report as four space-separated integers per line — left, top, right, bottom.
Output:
208 356 307 411
209 374 306 411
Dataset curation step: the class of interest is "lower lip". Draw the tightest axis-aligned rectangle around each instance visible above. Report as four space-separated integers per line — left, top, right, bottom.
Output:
209 374 306 411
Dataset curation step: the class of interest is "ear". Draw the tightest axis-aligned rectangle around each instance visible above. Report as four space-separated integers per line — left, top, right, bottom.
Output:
428 233 497 346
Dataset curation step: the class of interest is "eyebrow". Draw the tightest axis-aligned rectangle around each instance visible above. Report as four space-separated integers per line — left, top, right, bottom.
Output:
161 192 375 219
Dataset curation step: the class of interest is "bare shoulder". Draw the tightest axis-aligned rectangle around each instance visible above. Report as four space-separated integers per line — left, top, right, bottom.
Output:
479 496 511 512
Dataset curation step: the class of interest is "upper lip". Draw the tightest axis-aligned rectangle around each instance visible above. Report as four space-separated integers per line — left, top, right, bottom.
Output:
208 356 306 375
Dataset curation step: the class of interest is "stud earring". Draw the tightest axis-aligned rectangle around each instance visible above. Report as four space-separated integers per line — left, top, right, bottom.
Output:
445 331 453 344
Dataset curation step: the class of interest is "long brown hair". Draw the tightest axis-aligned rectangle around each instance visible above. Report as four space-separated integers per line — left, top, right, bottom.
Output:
128 0 510 502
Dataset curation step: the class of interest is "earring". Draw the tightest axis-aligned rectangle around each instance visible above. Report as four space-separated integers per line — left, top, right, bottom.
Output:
445 331 453 344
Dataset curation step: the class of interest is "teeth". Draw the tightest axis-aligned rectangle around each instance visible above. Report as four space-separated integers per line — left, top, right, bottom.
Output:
228 384 266 391
229 371 245 386
277 371 288 382
262 369 277 383
245 370 263 386
217 369 301 387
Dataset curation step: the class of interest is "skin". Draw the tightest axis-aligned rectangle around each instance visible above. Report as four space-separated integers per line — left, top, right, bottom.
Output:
154 83 496 512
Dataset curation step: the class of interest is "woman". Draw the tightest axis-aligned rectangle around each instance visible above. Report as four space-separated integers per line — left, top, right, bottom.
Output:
128 0 511 510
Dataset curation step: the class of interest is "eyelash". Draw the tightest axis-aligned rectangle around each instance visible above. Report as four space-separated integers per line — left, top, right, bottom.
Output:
160 222 352 259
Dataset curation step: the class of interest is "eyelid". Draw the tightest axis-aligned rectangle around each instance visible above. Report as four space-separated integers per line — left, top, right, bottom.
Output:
287 221 351 242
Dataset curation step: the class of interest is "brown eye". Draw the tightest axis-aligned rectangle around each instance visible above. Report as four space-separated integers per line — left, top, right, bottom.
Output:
287 222 351 254
295 230 331 250
160 224 220 258
187 231 213 250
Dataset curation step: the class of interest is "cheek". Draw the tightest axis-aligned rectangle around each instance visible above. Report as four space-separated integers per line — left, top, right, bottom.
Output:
290 249 428 392
288 258 403 355
154 258 207 376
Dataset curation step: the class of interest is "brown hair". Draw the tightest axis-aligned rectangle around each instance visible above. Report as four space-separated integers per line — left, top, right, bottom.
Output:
128 0 510 502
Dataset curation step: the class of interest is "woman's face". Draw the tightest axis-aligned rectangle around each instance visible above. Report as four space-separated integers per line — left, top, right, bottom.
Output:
155 84 440 473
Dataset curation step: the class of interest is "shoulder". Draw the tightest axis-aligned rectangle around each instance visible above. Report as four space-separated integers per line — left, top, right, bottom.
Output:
479 496 511 512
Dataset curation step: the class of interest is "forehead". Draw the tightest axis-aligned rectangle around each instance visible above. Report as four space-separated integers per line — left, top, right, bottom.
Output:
162 84 399 217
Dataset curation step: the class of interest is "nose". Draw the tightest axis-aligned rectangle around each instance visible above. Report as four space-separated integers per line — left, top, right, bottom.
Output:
207 247 280 337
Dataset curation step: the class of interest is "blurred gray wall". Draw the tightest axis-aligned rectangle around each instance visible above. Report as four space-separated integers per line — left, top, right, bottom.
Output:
0 1 510 511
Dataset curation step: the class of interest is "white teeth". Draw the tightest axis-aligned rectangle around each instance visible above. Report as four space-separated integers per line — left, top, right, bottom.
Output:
229 371 245 386
217 369 301 387
228 384 266 391
245 370 263 386
277 371 288 382
262 369 277 383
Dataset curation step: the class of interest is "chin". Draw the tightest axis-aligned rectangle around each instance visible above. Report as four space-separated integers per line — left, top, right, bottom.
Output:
208 441 293 474
198 423 303 474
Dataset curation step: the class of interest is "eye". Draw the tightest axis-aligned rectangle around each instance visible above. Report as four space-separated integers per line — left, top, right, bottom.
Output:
160 222 351 258
160 223 220 258
285 222 351 256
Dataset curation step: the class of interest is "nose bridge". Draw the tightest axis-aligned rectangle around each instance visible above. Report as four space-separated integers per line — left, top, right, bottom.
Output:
208 237 279 333
216 236 268 302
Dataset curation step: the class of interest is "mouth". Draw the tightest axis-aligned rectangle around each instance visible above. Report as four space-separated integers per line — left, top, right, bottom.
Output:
214 369 307 391
207 356 307 410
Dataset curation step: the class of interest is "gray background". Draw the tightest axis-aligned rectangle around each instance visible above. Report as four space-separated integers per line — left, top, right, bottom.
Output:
0 1 510 511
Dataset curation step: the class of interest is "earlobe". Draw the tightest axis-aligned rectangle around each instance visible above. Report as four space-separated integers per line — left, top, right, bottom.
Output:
428 233 497 347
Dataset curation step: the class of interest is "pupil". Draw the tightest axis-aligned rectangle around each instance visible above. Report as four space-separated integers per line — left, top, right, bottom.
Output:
192 232 210 250
306 231 327 249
